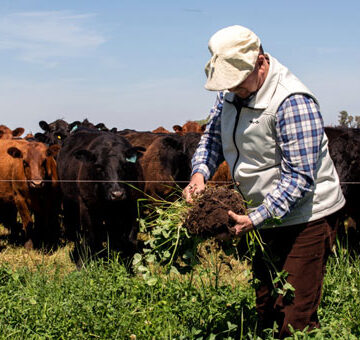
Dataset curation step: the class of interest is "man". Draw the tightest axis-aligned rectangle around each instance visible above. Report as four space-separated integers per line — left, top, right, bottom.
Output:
183 25 345 338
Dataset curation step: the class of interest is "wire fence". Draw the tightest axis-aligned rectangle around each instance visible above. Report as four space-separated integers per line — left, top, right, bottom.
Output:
0 179 359 185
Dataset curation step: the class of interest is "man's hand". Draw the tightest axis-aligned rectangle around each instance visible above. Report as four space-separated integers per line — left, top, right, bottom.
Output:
183 173 205 203
228 211 254 236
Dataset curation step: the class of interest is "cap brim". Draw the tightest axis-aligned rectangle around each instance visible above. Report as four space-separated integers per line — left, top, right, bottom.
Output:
204 58 253 91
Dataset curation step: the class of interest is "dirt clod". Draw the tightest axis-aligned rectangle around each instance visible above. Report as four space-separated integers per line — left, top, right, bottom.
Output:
183 186 247 237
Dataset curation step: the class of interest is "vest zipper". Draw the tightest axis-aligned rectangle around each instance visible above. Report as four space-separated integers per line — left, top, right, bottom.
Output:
231 99 246 205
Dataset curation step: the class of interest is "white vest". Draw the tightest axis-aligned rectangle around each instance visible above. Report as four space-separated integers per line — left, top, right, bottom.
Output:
221 54 345 227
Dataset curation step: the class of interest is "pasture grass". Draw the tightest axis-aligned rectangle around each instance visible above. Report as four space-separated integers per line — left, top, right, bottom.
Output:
0 223 360 338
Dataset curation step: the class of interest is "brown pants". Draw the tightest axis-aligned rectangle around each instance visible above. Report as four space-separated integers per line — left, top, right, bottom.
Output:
252 210 342 338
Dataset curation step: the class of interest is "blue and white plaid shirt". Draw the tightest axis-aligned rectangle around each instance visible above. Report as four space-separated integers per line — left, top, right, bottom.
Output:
191 91 324 228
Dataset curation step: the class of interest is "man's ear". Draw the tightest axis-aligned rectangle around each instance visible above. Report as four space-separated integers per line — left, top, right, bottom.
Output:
257 54 268 69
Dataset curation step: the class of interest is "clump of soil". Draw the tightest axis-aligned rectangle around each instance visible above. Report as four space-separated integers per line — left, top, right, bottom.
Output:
184 186 247 237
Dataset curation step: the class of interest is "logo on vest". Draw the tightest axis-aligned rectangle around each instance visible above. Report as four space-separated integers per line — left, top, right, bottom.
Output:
249 119 260 124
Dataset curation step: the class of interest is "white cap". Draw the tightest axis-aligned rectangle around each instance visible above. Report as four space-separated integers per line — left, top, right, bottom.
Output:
204 25 261 91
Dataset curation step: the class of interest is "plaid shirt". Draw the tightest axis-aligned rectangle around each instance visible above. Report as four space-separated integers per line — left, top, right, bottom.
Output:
191 92 324 228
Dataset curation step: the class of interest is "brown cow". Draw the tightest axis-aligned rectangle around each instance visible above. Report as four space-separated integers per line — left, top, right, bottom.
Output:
173 121 206 135
0 125 25 139
118 130 200 200
172 121 232 185
152 126 170 133
0 140 60 249
208 160 232 185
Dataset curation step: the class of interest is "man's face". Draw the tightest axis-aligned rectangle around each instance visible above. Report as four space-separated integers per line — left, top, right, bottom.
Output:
228 70 259 99
228 55 269 99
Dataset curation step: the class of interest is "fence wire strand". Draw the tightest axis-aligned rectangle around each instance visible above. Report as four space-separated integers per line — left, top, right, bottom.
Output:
0 179 359 185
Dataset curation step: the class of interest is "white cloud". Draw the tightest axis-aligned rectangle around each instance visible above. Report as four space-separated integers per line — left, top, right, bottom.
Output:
0 11 105 66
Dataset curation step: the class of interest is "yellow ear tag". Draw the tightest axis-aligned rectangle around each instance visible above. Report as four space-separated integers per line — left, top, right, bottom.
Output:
57 135 61 139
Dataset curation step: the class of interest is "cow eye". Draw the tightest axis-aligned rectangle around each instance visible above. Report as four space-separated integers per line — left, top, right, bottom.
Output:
23 160 29 168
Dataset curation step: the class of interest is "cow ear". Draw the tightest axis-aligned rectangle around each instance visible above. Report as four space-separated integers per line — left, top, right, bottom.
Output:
73 149 96 163
201 124 206 132
125 146 146 163
47 144 61 157
173 125 182 134
110 127 117 133
68 121 81 133
39 121 50 132
95 123 107 131
7 147 23 158
35 133 51 144
12 128 25 137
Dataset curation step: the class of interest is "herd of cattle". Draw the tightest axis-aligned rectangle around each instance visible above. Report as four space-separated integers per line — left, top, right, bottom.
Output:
0 120 359 266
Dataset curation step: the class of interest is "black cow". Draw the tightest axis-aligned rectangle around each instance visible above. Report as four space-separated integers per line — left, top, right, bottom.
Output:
35 119 108 145
35 119 73 145
326 126 360 248
77 118 109 131
57 128 145 267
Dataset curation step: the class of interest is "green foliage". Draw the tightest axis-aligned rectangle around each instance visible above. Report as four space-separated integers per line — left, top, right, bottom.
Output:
133 198 202 283
0 259 256 340
338 110 360 128
0 242 360 339
1 196 360 339
0 248 359 339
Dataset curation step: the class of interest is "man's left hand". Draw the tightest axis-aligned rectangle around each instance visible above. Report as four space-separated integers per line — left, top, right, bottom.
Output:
228 211 254 235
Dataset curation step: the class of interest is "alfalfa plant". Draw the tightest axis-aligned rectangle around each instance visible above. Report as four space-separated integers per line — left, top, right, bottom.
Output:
133 194 203 285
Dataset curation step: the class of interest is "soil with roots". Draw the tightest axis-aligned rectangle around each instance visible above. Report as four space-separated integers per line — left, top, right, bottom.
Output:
184 186 247 237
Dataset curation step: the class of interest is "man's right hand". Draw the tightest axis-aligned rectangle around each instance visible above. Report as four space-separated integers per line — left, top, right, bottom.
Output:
182 172 205 203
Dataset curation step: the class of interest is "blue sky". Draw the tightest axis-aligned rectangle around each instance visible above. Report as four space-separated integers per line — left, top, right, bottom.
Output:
0 0 359 134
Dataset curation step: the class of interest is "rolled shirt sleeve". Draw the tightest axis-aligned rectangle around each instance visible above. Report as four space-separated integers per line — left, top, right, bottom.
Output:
248 94 324 228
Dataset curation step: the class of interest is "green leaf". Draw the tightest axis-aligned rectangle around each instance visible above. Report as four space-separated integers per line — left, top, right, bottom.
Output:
226 321 237 331
133 253 142 265
137 265 149 273
146 277 158 286
146 254 156 263
170 266 180 275
283 282 295 292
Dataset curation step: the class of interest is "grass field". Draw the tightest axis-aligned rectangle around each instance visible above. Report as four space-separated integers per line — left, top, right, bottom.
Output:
0 206 359 339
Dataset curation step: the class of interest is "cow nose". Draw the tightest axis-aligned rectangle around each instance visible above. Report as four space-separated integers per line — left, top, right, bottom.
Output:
110 190 126 200
30 180 44 188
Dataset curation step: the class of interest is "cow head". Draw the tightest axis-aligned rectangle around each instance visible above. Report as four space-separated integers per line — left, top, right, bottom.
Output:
7 142 52 189
0 125 25 139
173 121 206 135
38 119 70 145
173 125 183 135
73 143 145 202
